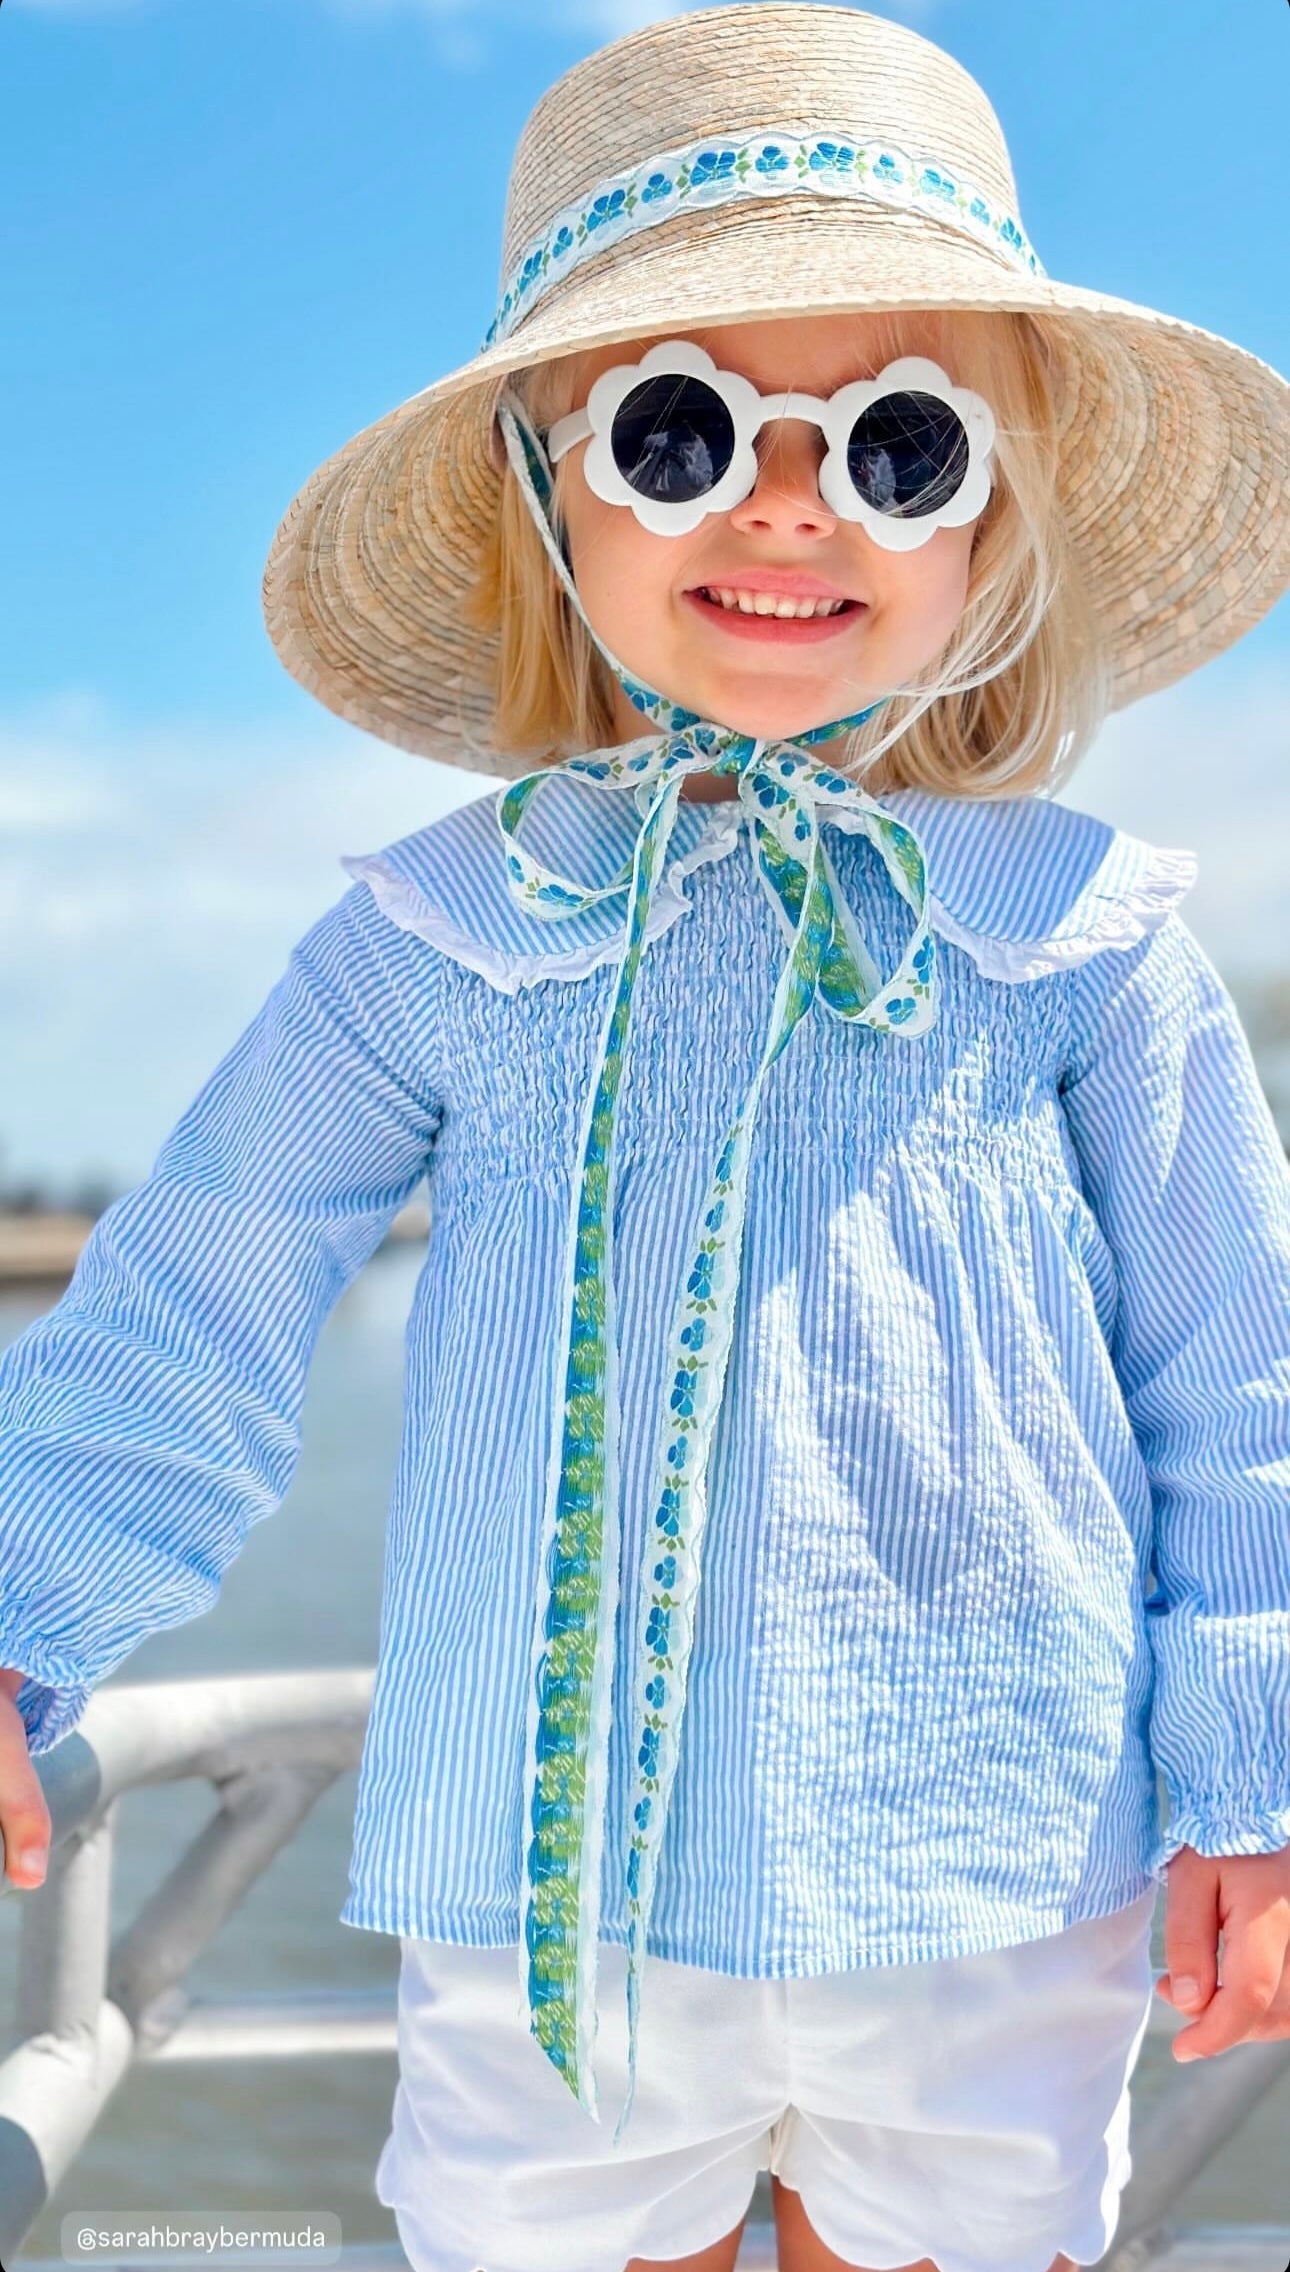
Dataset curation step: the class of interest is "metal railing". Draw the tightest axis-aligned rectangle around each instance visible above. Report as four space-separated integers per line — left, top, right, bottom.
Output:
1 1671 1286 2271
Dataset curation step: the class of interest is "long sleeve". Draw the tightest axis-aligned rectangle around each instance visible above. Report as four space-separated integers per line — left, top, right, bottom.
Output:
0 879 445 1756
1058 908 1290 1875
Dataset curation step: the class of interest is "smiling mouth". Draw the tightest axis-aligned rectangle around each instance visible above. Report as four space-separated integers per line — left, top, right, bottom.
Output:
683 586 866 641
690 585 859 620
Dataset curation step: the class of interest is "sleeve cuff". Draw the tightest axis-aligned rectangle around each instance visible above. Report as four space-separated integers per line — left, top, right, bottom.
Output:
1148 1606 1290 1881
1147 1797 1290 1881
16 1676 93 1757
0 1633 94 1757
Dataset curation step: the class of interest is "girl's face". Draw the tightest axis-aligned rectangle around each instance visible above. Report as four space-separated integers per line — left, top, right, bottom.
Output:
557 313 978 800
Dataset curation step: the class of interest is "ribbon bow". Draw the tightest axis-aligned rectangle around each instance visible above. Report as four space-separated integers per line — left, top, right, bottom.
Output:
494 395 940 2145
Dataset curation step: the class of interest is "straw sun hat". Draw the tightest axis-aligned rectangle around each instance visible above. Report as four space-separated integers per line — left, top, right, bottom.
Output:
261 2 1290 776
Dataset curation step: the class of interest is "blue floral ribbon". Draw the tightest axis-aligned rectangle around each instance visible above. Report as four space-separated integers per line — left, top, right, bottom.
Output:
482 126 1043 350
495 395 939 2144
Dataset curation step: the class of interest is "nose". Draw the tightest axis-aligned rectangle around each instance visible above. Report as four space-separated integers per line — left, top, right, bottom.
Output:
726 410 836 539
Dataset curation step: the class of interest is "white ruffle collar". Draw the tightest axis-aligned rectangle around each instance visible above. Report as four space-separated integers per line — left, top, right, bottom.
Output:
340 774 1198 997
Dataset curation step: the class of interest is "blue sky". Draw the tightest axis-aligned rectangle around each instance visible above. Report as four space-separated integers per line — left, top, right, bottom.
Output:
2 0 1288 1189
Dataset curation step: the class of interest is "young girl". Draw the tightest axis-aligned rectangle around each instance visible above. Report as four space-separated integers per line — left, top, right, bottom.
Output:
2 7 1288 2271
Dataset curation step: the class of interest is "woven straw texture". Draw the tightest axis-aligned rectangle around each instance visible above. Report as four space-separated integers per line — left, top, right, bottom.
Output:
261 2 1290 775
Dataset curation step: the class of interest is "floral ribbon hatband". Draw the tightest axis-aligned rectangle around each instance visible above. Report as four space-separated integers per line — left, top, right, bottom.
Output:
483 125 1044 350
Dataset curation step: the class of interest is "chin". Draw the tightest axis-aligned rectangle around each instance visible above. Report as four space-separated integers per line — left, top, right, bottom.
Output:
713 700 863 742
703 671 873 730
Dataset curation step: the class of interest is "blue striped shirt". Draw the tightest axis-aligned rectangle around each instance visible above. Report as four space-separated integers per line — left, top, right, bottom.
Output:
2 776 1288 1972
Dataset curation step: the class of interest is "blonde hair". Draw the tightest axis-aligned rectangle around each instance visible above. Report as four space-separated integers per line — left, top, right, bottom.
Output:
462 308 1110 799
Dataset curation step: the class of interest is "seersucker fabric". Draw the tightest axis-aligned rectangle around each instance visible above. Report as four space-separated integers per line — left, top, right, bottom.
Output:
1 770 1289 2132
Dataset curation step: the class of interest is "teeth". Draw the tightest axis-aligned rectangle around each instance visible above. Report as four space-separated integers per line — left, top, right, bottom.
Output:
700 587 849 619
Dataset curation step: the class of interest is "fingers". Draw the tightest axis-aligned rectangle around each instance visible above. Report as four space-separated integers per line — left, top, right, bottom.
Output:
1157 1848 1290 2060
1162 1846 1220 2042
1239 1978 1290 2043
0 1680 52 1888
1171 1914 1286 2061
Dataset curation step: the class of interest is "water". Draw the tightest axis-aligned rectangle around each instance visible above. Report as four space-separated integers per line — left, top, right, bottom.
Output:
1 1245 1287 2255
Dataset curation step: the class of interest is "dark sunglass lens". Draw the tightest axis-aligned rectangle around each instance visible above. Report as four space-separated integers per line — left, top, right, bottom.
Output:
610 375 736 505
846 391 970 518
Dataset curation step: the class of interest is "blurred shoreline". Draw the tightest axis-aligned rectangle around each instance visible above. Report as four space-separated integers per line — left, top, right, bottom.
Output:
0 1195 431 1288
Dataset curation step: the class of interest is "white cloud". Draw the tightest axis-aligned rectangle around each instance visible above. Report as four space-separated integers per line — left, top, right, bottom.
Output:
1 656 1285 1193
0 692 491 1191
1059 657 1290 981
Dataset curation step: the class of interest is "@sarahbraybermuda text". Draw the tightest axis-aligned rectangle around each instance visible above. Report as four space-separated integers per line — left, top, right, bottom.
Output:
61 2215 342 2261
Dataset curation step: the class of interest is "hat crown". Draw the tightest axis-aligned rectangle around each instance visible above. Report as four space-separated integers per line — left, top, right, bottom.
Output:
499 2 1021 284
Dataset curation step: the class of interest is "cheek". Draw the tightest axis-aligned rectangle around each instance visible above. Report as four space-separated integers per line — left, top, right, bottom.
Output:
564 492 688 651
922 525 974 615
885 527 974 647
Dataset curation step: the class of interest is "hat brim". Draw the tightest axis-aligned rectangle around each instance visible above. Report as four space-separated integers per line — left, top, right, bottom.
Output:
262 200 1290 773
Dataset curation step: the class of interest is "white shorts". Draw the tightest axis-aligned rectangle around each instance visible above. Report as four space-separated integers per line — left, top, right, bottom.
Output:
375 1887 1158 2272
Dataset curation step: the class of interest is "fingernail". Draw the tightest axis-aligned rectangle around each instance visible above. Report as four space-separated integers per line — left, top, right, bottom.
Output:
16 1849 46 1878
1174 1975 1202 2005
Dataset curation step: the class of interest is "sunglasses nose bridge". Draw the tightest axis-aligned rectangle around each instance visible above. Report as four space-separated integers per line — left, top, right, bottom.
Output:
754 390 830 435
742 391 835 518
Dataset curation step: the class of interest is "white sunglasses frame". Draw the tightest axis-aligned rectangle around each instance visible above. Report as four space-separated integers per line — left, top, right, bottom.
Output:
542 339 997 550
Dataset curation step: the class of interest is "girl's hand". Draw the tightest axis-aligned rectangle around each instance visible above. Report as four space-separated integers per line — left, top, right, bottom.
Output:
0 1667 51 1888
1156 1843 1290 2061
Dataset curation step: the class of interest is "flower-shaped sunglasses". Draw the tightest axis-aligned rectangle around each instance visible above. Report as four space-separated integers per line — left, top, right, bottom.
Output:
538 339 997 550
